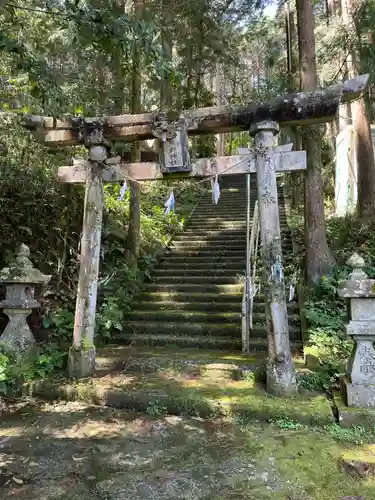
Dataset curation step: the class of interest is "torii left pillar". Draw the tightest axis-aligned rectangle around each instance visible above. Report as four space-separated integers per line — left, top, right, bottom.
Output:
68 121 108 378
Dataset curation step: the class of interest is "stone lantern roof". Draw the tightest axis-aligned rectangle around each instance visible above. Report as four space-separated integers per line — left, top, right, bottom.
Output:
0 244 51 284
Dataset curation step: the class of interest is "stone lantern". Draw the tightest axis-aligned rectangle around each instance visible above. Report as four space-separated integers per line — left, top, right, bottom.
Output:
338 253 375 408
0 244 51 361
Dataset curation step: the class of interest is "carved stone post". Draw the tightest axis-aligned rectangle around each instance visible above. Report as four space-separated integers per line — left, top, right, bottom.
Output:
338 253 375 408
68 121 108 378
0 244 51 361
250 121 297 396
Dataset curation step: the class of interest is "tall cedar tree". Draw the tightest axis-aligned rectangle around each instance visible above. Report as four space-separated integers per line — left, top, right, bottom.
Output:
296 0 335 284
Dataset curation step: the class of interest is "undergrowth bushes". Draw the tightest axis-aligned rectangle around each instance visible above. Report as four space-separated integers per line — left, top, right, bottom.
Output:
300 215 375 375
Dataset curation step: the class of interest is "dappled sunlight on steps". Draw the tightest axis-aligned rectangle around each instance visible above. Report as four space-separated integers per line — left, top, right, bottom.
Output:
120 173 301 350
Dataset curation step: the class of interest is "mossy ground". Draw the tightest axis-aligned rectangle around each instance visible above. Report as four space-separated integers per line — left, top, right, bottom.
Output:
1 401 375 499
26 346 331 423
3 346 375 498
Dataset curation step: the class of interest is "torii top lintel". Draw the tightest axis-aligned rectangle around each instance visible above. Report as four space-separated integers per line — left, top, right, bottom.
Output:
24 75 369 146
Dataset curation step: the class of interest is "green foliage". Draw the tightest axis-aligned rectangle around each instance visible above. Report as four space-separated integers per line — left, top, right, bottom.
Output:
297 371 333 392
23 345 65 381
307 329 352 368
271 418 304 430
43 308 75 341
146 399 168 417
327 216 375 274
271 418 375 444
303 272 353 371
302 215 375 374
0 350 13 395
0 343 65 394
323 424 375 445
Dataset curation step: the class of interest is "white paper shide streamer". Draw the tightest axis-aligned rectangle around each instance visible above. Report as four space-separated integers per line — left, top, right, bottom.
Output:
118 180 128 201
164 190 175 215
211 174 220 204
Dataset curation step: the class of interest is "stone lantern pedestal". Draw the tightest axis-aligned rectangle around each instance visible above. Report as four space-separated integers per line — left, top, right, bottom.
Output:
338 253 375 408
0 244 51 362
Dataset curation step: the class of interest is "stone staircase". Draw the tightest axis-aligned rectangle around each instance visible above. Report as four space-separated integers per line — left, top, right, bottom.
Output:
121 173 301 350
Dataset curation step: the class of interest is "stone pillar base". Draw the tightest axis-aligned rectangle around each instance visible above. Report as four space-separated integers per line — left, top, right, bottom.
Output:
341 375 375 408
266 360 298 397
68 346 96 379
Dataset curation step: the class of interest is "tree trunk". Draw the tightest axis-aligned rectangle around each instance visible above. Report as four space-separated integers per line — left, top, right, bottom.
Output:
125 0 143 272
344 0 375 218
355 94 375 217
285 2 302 208
296 0 335 285
216 61 226 156
324 0 339 176
160 4 173 111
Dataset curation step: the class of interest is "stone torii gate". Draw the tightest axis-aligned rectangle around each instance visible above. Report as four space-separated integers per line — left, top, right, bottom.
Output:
25 74 368 396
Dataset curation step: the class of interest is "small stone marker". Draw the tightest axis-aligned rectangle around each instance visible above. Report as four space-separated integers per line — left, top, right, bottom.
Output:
0 244 51 361
338 253 375 408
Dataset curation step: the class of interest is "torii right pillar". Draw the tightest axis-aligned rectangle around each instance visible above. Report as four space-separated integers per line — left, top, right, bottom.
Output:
250 121 298 396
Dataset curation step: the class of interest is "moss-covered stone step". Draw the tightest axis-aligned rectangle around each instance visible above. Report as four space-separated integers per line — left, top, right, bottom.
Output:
138 290 281 302
117 332 248 350
152 267 245 277
198 195 250 201
176 228 247 235
173 233 246 242
152 275 242 284
138 291 243 302
160 256 246 265
25 377 332 425
185 223 289 231
194 202 248 207
169 244 247 251
193 208 247 214
171 241 292 251
184 225 246 232
185 221 247 228
213 185 251 191
186 222 246 228
172 239 247 247
126 310 301 325
187 215 289 224
146 284 244 292
167 248 246 260
133 300 242 311
195 204 248 211
123 320 243 336
132 300 299 313
117 332 301 351
159 260 246 269
165 249 246 258
169 248 246 256
127 310 242 323
195 202 287 210
187 216 247 223
122 320 301 339
196 204 287 212
188 216 247 222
